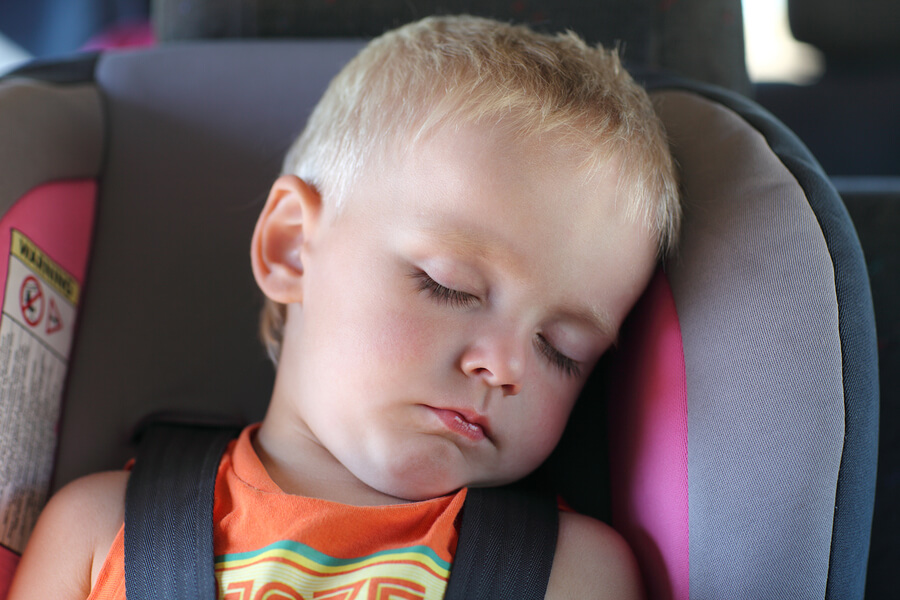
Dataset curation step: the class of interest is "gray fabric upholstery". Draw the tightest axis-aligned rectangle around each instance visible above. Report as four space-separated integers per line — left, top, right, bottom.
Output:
55 41 366 488
0 80 102 211
657 91 845 597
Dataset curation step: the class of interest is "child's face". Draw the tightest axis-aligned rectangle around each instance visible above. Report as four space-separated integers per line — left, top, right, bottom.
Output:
267 124 657 501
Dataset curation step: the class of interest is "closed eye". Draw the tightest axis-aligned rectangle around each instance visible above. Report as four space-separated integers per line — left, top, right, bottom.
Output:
411 271 479 309
535 334 582 379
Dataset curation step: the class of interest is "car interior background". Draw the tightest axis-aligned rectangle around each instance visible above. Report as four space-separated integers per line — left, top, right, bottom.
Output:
0 0 895 598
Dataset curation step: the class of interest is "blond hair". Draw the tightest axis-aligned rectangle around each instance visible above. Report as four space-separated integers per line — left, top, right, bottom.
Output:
261 15 680 363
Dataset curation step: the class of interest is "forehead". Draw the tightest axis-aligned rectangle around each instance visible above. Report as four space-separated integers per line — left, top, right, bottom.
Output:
384 124 647 250
346 123 657 324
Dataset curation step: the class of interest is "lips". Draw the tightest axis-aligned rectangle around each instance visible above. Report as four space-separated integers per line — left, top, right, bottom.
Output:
428 407 491 442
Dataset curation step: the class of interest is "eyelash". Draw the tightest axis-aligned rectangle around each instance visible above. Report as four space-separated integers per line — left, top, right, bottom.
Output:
535 335 582 379
412 271 479 308
412 271 582 379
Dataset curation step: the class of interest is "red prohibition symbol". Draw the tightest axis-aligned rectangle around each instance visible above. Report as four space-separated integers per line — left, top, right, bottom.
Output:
20 275 45 327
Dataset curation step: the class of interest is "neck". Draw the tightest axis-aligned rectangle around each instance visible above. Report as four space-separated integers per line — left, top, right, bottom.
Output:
254 408 409 507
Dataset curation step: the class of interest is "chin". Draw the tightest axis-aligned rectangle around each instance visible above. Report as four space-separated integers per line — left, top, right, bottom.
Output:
389 482 461 502
362 451 468 502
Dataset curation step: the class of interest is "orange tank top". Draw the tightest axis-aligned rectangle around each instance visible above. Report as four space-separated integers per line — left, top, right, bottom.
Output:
88 425 467 600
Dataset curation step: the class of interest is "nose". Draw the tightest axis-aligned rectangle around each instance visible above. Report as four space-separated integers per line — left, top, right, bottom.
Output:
460 326 525 396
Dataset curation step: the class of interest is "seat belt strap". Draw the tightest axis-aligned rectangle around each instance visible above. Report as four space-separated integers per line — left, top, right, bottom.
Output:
124 422 240 600
444 486 559 600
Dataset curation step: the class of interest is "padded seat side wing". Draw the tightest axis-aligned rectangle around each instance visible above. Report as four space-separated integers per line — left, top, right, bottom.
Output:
0 55 104 594
607 76 877 600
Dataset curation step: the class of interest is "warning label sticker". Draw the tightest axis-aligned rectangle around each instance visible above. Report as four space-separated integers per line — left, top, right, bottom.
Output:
0 230 80 554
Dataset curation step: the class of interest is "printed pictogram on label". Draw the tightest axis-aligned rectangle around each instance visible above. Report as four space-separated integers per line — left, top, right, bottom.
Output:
19 276 44 327
46 298 63 335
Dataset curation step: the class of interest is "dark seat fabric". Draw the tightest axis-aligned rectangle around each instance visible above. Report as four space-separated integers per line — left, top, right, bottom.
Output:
838 179 900 600
755 76 900 177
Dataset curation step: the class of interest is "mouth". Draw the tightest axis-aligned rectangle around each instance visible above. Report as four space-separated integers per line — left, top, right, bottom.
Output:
427 406 492 443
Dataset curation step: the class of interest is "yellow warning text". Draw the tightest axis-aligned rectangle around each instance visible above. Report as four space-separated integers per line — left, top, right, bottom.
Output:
11 230 80 305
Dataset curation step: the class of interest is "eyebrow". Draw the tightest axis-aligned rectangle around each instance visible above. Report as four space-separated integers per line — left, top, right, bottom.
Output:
561 303 619 345
415 224 497 259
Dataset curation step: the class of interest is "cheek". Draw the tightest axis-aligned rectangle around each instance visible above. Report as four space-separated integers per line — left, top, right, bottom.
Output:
533 375 581 427
535 399 576 450
508 385 579 467
318 287 446 389
370 304 437 363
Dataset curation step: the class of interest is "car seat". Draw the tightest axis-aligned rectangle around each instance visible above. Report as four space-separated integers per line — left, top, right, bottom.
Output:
0 36 877 600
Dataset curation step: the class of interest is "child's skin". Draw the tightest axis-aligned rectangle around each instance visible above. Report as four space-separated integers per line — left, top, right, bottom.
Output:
10 121 655 599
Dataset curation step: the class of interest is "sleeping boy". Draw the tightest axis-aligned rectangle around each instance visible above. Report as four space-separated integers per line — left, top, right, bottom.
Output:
10 14 679 600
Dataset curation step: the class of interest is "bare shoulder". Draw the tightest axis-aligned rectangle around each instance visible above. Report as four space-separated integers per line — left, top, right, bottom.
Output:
545 511 645 600
7 470 128 600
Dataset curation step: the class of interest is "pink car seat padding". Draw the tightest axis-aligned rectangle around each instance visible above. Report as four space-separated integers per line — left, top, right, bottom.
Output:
0 549 15 600
609 270 689 600
0 181 96 290
0 180 96 598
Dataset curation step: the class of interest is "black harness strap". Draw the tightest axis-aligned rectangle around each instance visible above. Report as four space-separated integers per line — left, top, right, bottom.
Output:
444 486 559 600
124 425 559 600
124 423 240 600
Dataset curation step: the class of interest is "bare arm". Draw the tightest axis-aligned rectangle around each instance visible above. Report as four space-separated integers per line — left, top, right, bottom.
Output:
7 471 128 600
545 511 645 600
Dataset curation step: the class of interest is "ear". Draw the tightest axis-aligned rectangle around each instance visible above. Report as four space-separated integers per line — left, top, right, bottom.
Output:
251 174 323 304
